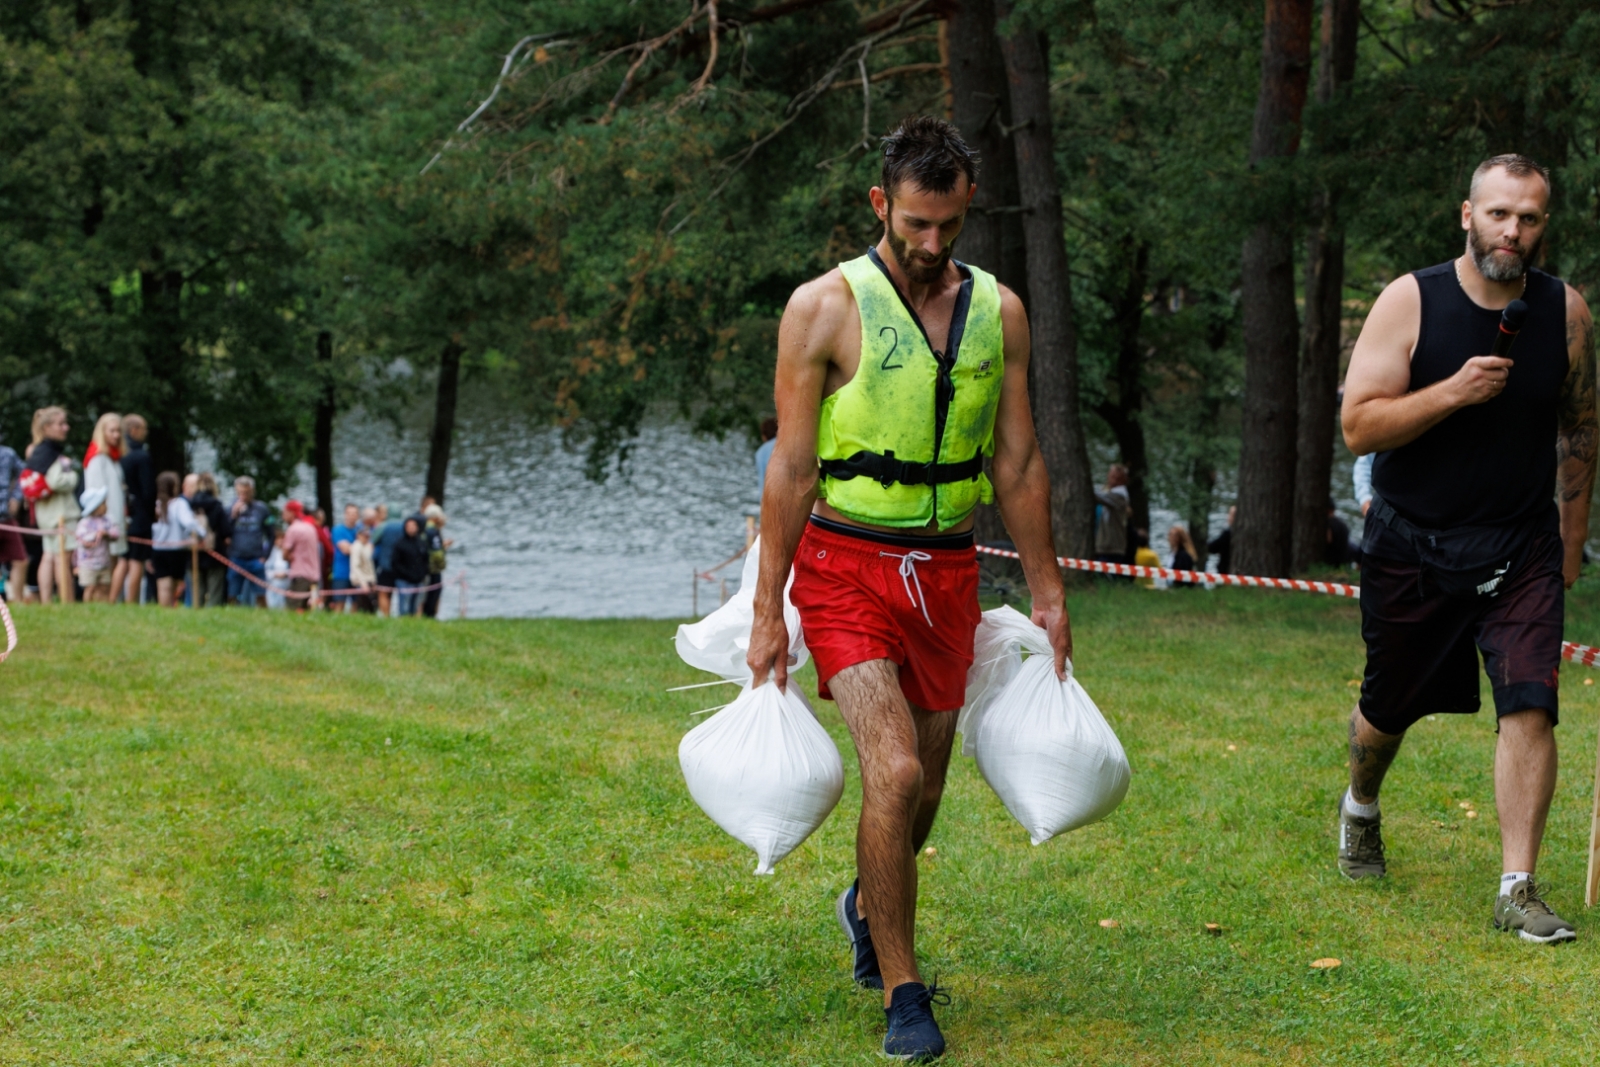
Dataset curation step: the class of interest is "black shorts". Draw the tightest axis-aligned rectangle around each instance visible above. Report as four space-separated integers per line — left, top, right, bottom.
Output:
125 525 153 562
151 549 189 581
1359 527 1564 735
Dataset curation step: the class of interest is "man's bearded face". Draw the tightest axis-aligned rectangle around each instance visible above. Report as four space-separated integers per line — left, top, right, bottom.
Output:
1468 214 1542 283
885 200 955 284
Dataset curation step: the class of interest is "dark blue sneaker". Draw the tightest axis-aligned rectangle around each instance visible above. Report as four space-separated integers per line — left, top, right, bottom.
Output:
835 879 883 989
883 981 949 1061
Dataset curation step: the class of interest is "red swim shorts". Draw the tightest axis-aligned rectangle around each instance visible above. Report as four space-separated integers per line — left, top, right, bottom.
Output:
788 517 981 712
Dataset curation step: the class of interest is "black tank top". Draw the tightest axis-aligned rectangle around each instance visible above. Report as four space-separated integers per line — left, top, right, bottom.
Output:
1371 261 1567 529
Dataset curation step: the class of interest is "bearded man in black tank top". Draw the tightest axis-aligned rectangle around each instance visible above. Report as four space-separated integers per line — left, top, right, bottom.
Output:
1339 154 1596 942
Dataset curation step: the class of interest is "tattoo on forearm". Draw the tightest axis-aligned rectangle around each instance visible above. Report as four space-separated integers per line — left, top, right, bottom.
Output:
1349 713 1403 805
1558 312 1598 503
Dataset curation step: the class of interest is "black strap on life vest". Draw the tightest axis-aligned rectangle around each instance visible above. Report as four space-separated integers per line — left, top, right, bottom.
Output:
819 449 984 488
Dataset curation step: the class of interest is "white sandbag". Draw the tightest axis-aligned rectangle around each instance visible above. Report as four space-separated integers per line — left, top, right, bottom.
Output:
966 612 1131 845
674 537 808 682
679 680 844 874
955 605 1036 757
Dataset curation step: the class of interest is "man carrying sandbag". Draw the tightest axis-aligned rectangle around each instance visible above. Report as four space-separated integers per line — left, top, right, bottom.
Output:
747 115 1071 1061
1340 155 1596 941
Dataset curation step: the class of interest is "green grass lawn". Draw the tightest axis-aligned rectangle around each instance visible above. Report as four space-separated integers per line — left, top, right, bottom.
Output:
5 582 1600 1065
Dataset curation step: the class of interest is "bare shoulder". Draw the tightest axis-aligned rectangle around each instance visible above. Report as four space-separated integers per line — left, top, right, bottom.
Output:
995 282 1030 354
783 267 853 325
1349 272 1420 369
780 268 853 357
1367 272 1421 324
995 281 1026 320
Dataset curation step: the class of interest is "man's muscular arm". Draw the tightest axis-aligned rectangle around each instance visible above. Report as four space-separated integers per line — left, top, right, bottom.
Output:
989 286 1071 676
746 275 843 690
1342 273 1512 455
1558 287 1597 588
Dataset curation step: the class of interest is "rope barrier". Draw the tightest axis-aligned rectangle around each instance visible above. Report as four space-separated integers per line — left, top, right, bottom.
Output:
0 521 456 599
975 543 1362 598
1 517 1595 674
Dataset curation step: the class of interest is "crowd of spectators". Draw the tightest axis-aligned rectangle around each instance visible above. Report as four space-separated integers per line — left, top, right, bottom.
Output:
1 408 454 615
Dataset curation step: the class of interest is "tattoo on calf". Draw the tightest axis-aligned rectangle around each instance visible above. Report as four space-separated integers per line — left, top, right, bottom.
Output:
1348 715 1403 805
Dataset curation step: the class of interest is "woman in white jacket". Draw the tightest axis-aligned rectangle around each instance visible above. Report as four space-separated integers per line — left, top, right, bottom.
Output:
27 406 80 604
82 413 129 597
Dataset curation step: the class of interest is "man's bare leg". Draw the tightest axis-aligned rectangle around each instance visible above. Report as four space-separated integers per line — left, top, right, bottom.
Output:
1495 709 1557 874
1349 705 1404 805
831 660 957 1007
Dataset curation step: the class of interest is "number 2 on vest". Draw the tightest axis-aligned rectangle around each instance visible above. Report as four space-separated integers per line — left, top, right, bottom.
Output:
879 325 903 370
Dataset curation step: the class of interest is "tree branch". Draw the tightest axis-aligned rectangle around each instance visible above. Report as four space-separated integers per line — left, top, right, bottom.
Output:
421 33 566 174
691 0 720 93
826 62 944 90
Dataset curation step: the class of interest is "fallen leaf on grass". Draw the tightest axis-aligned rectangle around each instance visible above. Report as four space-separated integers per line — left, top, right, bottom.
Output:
1310 958 1341 969
1466 810 1478 819
1587 677 1595 686
1204 923 1223 936
1099 919 1120 928
923 846 937 857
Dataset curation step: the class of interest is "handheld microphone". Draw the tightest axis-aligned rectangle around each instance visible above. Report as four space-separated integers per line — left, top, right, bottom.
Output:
1490 298 1528 359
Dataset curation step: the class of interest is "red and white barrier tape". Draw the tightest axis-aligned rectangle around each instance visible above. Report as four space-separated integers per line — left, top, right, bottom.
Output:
975 543 1362 598
1563 641 1600 668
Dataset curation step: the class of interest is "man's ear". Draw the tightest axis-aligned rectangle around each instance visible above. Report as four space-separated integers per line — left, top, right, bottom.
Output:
1460 199 1473 231
869 185 890 221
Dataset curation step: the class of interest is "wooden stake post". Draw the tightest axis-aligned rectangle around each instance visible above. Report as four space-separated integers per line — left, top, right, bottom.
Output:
1587 734 1600 907
56 518 73 603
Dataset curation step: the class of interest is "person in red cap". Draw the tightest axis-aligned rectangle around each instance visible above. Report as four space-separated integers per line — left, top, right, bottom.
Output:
281 500 321 612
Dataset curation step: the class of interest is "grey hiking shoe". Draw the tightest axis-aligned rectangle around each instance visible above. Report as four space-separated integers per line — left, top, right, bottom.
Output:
1494 879 1576 944
1337 799 1386 879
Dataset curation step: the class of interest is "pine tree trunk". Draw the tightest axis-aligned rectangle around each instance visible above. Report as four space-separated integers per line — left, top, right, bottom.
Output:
946 0 1030 546
1290 0 1360 572
141 264 189 476
1092 241 1152 538
425 341 463 506
313 329 336 518
1235 0 1313 578
995 5 1094 560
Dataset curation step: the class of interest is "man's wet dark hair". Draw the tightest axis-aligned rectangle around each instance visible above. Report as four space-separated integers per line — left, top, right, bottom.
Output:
880 116 979 199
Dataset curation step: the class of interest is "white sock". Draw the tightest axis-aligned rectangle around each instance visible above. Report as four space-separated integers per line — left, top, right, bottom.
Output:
1500 871 1532 897
1343 789 1379 820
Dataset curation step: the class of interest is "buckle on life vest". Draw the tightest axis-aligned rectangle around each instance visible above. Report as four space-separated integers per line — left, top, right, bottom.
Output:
819 449 984 487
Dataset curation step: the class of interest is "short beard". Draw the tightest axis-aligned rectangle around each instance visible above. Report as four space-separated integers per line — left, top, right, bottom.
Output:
1468 219 1542 284
885 217 952 285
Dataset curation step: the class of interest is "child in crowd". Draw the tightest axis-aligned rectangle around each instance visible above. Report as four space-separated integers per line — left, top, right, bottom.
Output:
349 525 376 613
73 487 121 602
265 528 290 610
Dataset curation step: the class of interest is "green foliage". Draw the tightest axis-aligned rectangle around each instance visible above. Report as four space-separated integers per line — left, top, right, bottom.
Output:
7 0 1600 506
0 0 376 495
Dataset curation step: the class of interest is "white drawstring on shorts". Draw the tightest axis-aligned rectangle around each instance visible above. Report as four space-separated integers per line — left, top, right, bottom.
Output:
880 550 934 628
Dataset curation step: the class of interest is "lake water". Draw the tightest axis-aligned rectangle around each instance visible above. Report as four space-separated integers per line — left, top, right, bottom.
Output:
282 404 763 620
222 398 1364 620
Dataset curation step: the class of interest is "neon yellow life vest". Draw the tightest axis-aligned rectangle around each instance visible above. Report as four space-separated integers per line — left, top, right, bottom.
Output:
817 248 1005 530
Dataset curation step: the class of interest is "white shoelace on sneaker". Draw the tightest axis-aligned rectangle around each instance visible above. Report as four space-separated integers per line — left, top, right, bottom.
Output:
880 550 934 628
